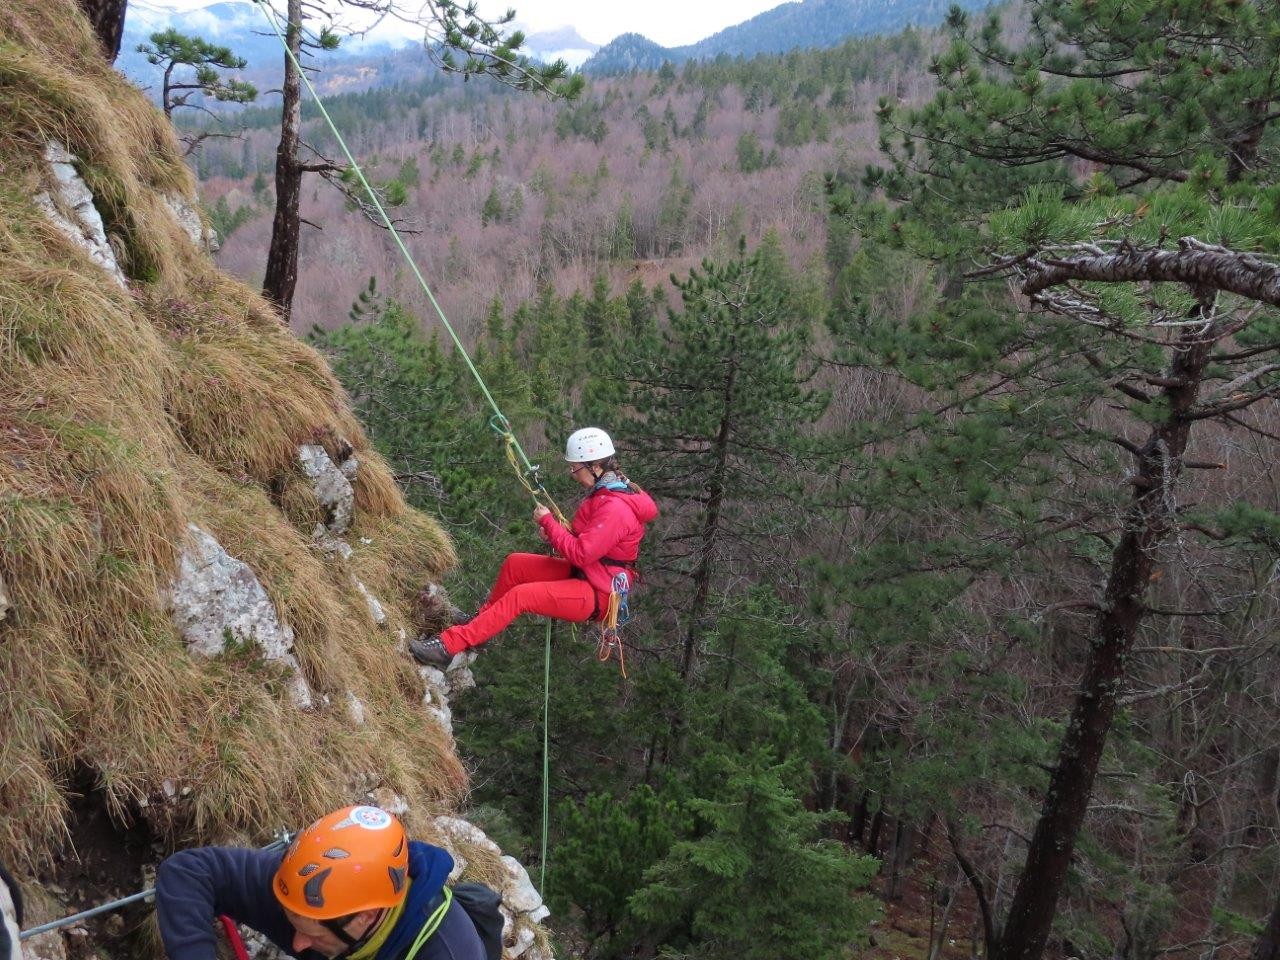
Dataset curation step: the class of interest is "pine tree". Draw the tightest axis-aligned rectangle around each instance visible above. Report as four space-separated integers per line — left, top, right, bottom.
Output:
833 4 1280 959
592 240 827 681
137 28 256 122
630 749 878 960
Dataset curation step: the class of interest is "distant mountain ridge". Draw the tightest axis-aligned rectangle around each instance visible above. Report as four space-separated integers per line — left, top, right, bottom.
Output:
583 0 993 74
119 1 599 96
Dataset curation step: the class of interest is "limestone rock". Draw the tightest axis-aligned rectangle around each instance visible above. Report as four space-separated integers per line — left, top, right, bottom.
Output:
432 817 503 857
0 571 10 624
368 788 410 816
1 864 22 960
169 523 313 708
14 887 69 960
500 856 544 914
448 651 478 694
354 579 387 626
446 851 468 884
507 922 536 958
163 193 219 253
35 141 124 287
297 444 355 536
346 691 366 725
418 668 455 736
239 928 287 960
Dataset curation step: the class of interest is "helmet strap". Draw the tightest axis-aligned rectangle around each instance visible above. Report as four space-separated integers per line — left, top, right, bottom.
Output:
321 909 384 959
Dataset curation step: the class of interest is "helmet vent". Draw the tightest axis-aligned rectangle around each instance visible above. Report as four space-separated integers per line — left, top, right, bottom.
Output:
388 864 407 894
323 847 350 860
303 867 332 909
298 863 319 877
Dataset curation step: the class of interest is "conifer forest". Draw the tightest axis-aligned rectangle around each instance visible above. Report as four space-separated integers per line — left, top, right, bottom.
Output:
10 1 1280 960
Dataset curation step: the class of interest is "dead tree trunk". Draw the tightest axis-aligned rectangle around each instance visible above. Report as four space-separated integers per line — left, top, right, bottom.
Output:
77 0 127 61
262 0 304 322
993 296 1217 960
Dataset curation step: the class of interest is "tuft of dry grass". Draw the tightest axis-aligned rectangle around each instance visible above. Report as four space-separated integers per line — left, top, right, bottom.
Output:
0 0 461 878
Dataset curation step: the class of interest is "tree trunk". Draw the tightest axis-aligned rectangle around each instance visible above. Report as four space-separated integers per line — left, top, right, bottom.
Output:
866 805 885 857
262 0 304 322
847 788 870 844
885 818 914 900
948 820 1000 957
928 875 962 960
680 352 736 681
77 0 127 61
1252 893 1280 960
993 300 1217 960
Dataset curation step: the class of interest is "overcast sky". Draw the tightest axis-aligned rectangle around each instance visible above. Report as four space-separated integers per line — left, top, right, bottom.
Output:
132 0 786 47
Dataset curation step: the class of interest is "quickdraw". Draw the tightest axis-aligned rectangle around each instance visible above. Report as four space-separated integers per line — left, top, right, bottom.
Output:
595 571 632 678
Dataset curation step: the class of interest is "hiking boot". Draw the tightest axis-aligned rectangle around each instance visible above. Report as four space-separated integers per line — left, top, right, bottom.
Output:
449 604 472 627
409 635 455 670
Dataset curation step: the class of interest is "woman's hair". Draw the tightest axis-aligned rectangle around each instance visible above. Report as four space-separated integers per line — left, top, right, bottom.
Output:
589 455 622 473
587 455 643 493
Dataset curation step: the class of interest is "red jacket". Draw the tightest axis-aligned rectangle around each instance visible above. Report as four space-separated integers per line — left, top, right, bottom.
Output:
538 483 659 605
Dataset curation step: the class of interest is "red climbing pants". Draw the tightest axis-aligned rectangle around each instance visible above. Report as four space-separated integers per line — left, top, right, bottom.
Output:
440 553 596 654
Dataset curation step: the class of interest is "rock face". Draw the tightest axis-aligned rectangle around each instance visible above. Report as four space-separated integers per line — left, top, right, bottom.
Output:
168 523 313 708
162 194 219 253
34 141 125 287
297 443 356 537
1 862 22 960
432 818 550 957
0 573 10 624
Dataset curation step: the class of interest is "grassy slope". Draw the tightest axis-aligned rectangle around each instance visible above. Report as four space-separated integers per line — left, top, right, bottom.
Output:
0 0 471 877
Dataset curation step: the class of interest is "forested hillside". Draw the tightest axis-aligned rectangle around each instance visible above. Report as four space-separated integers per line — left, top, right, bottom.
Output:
188 25 941 336
48 2 1280 960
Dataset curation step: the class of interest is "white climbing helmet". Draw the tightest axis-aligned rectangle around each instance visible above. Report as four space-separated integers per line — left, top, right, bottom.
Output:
565 427 615 463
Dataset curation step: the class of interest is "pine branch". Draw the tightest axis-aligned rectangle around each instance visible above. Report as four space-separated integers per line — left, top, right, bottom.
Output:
1022 238 1280 306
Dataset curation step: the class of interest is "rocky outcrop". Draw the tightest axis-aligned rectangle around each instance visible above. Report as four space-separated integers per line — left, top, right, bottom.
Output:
2 7 545 958
432 818 550 958
168 523 313 708
34 141 125 287
298 443 357 538
1 862 22 960
162 194 219 253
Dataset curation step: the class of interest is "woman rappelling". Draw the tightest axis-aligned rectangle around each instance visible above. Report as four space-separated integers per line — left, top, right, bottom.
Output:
410 427 657 670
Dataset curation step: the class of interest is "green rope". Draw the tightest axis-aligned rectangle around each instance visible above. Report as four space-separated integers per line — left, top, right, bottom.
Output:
540 618 552 892
250 0 545 483
404 887 453 960
253 0 558 898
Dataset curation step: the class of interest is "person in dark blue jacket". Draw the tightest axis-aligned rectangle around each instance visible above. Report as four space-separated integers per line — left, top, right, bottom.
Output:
155 805 485 960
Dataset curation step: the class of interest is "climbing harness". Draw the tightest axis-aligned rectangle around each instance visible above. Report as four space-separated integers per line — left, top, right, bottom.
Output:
596 571 631 678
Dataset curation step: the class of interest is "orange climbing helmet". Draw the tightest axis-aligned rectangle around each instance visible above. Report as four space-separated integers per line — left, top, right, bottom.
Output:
273 805 409 919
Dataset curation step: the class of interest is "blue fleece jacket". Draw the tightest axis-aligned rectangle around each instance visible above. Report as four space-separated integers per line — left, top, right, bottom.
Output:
155 841 484 960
